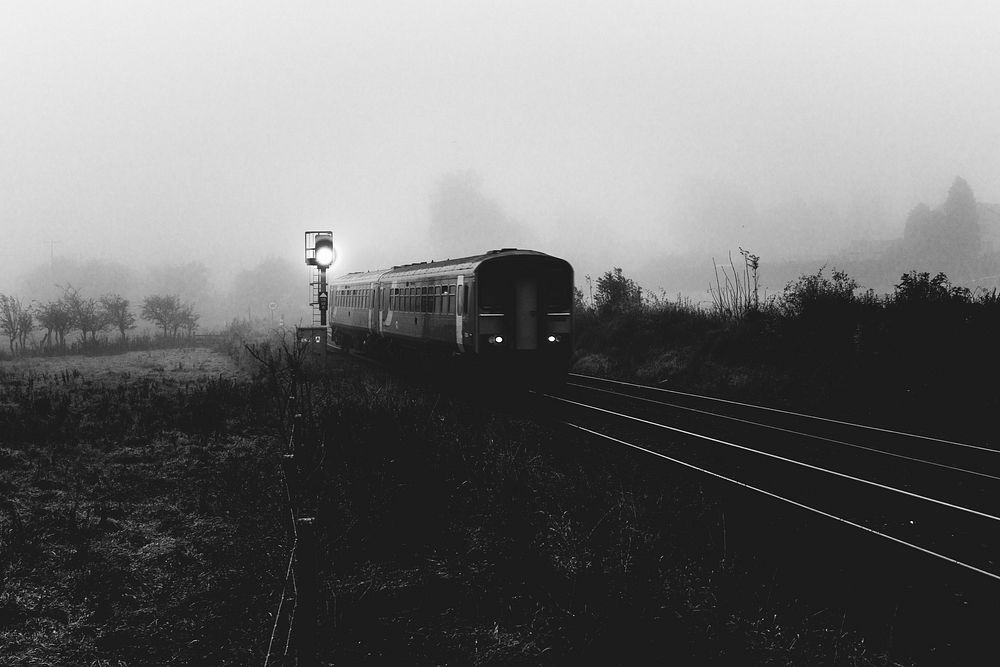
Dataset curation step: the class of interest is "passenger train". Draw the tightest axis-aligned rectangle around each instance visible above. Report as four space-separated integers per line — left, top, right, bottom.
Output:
327 248 574 379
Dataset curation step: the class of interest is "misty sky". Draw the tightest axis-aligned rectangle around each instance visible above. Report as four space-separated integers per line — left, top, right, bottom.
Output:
2 0 999 290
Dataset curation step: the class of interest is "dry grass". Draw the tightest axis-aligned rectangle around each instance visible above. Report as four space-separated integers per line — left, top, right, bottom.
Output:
0 347 280 665
0 347 246 385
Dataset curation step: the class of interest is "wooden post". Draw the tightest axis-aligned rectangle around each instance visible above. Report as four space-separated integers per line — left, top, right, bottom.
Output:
294 516 317 666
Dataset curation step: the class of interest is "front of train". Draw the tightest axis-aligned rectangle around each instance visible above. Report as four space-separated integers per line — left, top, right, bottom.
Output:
472 249 574 383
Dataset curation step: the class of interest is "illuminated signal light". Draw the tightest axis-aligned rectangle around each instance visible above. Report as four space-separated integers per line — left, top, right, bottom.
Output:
489 335 504 344
547 335 558 343
314 234 336 268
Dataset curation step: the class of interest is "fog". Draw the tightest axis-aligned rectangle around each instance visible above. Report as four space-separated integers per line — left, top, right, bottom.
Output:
3 1 999 312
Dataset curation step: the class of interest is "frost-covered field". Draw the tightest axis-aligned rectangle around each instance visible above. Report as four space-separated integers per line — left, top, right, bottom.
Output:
0 347 246 384
0 347 279 665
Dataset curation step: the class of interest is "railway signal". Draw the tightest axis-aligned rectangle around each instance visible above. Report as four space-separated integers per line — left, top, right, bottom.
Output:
304 231 336 326
313 233 336 269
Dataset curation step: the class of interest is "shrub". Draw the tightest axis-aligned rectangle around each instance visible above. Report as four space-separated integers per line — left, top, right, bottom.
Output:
780 266 862 317
892 270 971 305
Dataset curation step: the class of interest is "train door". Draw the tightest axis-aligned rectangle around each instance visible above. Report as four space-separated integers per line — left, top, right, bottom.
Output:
515 277 538 350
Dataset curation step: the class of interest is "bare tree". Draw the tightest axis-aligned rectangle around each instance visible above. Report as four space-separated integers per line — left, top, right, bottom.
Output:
0 294 31 355
142 294 182 338
100 293 136 342
35 299 74 348
178 303 200 337
17 309 33 351
63 286 109 342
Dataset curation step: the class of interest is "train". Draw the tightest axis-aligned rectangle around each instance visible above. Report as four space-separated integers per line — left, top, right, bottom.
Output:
327 248 574 380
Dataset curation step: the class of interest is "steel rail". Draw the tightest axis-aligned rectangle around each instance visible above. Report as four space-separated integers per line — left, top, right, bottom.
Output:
562 422 1000 584
544 394 1000 524
565 382 1000 483
568 373 996 454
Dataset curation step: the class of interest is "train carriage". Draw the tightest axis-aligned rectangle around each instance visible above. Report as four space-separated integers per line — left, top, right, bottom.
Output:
327 248 573 379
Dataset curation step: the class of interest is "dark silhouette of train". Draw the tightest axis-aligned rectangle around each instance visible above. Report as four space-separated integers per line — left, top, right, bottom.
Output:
328 248 574 379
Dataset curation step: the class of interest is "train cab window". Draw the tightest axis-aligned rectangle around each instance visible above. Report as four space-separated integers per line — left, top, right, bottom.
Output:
479 283 502 313
543 281 571 313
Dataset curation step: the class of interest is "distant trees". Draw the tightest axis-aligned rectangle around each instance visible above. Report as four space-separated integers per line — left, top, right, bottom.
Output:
63 286 109 342
429 170 534 258
0 294 33 355
141 295 199 338
1 287 201 354
100 293 137 342
901 177 981 266
35 299 73 348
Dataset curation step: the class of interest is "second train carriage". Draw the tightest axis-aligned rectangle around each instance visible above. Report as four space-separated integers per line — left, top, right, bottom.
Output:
328 248 573 377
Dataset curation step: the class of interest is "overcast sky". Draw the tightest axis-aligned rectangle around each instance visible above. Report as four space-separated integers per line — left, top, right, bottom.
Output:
2 0 998 288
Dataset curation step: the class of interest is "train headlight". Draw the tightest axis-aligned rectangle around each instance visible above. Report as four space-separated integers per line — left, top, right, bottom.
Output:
314 234 336 269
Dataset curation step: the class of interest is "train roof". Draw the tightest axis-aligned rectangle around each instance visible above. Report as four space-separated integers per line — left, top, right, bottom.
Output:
330 248 568 284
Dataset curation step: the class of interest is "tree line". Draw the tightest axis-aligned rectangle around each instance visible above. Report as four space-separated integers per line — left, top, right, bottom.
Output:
0 287 200 355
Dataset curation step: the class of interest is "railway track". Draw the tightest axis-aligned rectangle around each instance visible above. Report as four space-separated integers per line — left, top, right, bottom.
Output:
538 373 1000 584
321 345 1000 585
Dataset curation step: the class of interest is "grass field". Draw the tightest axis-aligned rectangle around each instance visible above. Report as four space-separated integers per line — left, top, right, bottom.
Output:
0 347 281 666
1 342 950 665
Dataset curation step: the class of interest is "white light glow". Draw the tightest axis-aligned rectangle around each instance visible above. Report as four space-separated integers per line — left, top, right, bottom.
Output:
315 245 335 268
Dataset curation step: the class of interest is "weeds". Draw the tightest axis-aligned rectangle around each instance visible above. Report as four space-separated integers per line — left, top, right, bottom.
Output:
709 247 772 322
